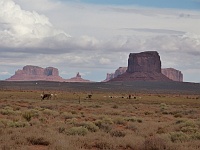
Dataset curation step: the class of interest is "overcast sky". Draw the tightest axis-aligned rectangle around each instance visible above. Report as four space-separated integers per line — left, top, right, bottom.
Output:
0 0 200 82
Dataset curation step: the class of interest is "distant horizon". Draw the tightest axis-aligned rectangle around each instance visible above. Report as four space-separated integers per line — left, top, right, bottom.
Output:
4 64 188 83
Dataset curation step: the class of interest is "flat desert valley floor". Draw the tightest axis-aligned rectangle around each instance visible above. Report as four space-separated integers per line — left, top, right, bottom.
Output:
0 81 200 150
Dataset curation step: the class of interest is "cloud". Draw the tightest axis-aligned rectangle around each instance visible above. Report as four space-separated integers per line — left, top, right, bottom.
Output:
122 28 186 35
0 0 70 49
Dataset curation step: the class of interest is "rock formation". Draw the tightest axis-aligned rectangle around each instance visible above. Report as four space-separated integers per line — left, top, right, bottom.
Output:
126 51 161 73
102 67 127 82
103 73 115 82
110 51 172 82
6 65 64 81
65 72 91 82
114 67 127 78
161 68 183 82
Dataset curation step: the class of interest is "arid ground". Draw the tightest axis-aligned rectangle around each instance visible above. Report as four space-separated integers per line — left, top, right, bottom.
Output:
0 81 200 150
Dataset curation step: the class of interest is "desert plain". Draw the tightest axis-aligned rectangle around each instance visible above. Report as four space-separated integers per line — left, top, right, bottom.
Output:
0 81 200 150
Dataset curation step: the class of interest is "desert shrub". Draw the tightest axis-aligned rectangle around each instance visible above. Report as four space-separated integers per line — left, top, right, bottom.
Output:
191 132 200 140
125 117 137 122
0 119 12 127
170 131 189 142
39 117 47 124
89 104 101 108
0 109 15 115
61 112 75 120
144 111 153 115
126 122 138 132
58 127 66 133
94 141 114 149
174 113 183 118
29 109 40 118
70 110 78 114
179 120 198 133
113 117 126 125
160 103 168 110
112 104 118 109
143 136 167 150
8 121 28 128
157 127 167 134
66 126 88 136
43 109 59 117
176 119 186 124
22 111 32 122
27 136 50 146
79 121 99 132
29 119 40 126
95 120 112 133
137 119 143 123
110 129 126 137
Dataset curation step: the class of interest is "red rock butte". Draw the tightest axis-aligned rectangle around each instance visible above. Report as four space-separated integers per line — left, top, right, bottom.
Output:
65 72 91 82
6 65 64 82
110 51 172 82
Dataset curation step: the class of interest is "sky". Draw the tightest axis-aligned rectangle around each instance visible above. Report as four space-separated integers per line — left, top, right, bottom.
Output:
0 0 200 82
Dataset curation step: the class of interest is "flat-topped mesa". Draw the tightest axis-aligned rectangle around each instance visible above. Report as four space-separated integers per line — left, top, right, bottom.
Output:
127 51 161 73
6 65 64 81
110 51 171 82
162 68 183 82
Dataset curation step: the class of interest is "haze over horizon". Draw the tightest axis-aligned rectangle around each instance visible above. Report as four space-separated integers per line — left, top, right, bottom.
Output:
0 0 200 82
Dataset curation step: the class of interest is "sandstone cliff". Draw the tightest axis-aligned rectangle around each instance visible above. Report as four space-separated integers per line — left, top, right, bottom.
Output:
103 73 115 82
110 51 171 82
6 65 64 82
162 68 183 82
103 67 127 82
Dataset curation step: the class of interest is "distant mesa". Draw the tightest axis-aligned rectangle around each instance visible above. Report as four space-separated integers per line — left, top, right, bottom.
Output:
108 51 182 82
6 65 64 82
161 68 183 82
6 66 91 82
103 67 127 82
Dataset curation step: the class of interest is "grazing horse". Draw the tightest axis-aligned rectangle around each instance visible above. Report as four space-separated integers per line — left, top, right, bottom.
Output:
41 93 52 100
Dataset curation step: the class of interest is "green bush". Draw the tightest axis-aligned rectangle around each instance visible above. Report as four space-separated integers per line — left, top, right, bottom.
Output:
43 109 59 117
79 121 99 132
22 112 32 122
66 127 88 136
113 117 126 125
191 132 200 140
8 121 28 128
170 132 189 142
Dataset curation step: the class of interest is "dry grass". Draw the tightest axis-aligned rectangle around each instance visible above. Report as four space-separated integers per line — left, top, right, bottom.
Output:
0 90 200 150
